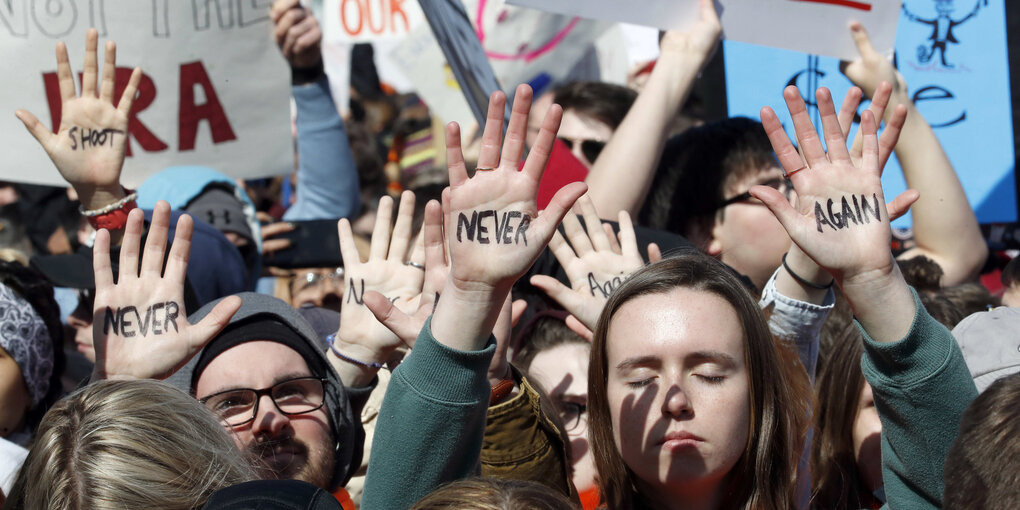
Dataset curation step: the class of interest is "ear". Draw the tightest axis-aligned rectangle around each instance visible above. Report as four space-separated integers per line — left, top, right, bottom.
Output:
705 234 723 258
685 217 722 257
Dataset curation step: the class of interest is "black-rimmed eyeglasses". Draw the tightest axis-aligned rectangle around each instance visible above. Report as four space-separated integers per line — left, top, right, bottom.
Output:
718 177 794 209
559 401 587 432
199 377 327 427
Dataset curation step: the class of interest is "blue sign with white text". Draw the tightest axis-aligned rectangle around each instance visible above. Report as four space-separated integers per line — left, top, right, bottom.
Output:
724 0 1015 226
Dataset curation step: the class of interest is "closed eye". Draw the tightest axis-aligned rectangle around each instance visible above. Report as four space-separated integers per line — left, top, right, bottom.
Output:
627 378 656 389
696 375 726 384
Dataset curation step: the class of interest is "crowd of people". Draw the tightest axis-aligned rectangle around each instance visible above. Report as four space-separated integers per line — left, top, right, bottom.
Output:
0 0 1017 509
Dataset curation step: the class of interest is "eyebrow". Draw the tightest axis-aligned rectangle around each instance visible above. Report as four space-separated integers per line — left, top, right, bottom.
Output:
202 371 316 396
615 351 739 371
615 355 660 371
687 351 739 367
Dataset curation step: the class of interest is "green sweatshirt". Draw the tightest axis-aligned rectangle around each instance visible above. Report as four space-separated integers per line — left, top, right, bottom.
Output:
858 289 978 510
361 317 495 510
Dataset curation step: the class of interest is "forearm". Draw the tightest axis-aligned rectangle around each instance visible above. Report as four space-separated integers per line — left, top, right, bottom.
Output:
584 50 702 219
284 76 361 221
859 289 977 509
761 254 835 380
361 317 494 510
890 96 986 284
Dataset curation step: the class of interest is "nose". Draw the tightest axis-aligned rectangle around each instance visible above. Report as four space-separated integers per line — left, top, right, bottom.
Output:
661 384 693 419
251 393 290 440
68 311 90 329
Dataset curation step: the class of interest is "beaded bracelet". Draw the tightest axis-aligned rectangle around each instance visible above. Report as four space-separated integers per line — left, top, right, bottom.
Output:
781 252 833 290
79 191 137 217
326 334 387 370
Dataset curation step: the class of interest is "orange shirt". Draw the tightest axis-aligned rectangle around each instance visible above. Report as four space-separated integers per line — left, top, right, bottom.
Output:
333 487 357 510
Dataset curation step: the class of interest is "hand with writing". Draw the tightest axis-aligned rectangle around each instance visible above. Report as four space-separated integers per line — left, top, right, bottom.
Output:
91 202 241 381
444 85 587 293
15 29 141 212
271 0 323 71
753 87 913 289
430 84 587 351
332 191 425 385
530 195 645 336
363 196 450 349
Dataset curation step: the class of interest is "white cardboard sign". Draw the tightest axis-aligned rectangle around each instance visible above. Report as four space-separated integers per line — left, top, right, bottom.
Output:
505 0 901 60
322 0 426 43
0 0 293 188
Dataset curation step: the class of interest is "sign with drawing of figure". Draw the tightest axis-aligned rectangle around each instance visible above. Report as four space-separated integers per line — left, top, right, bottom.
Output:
0 1 292 187
903 0 986 68
724 0 1015 225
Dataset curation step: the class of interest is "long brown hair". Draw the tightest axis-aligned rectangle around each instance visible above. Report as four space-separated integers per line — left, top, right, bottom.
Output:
810 322 877 510
588 254 804 510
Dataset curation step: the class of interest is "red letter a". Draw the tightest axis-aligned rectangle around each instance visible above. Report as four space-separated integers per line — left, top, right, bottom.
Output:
178 61 236 151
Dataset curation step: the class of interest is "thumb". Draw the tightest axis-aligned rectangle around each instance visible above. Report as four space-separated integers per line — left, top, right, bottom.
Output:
511 299 528 328
534 182 588 247
647 242 662 263
749 185 801 237
188 295 242 353
886 189 920 222
530 274 585 314
364 290 419 347
565 315 594 342
15 109 53 147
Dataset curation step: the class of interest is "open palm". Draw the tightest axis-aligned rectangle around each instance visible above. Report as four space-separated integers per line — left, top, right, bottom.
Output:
754 87 897 286
15 29 140 193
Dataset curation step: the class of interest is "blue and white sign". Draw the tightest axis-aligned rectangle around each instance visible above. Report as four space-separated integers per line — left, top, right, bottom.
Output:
725 0 1015 225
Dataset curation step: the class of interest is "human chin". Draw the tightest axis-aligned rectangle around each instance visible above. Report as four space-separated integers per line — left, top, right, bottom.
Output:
250 436 310 479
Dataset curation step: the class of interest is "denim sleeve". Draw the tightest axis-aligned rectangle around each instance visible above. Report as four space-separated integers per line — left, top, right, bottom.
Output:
283 76 360 221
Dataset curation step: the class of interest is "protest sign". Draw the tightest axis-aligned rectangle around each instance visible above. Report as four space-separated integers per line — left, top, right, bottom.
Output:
0 0 292 188
389 0 611 126
321 0 426 42
505 0 900 61
724 0 1015 225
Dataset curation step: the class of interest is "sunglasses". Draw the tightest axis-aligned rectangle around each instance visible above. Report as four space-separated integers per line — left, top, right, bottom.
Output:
558 136 606 164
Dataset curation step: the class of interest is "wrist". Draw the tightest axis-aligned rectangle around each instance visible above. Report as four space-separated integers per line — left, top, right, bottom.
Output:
783 249 833 288
291 59 325 86
330 333 393 367
77 184 127 212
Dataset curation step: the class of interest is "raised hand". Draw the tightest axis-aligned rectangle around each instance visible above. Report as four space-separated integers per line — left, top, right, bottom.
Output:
444 85 587 292
530 195 645 333
15 29 141 211
753 87 918 345
431 84 587 351
331 191 424 385
91 202 241 381
363 197 450 348
840 22 907 100
755 87 896 282
836 82 907 174
271 0 323 71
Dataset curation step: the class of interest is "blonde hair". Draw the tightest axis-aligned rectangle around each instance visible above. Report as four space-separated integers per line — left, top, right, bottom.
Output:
411 478 578 510
3 379 256 510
